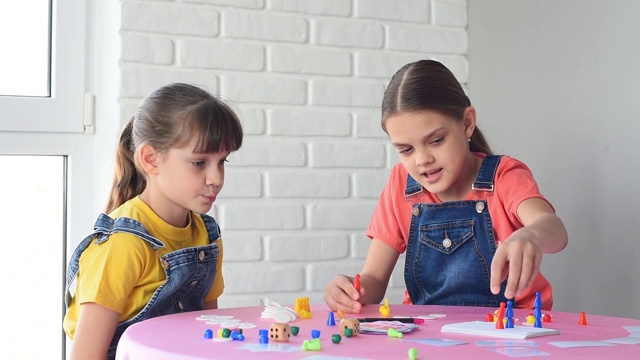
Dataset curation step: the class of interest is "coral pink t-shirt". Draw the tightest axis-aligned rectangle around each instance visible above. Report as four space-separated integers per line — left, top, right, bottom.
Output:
366 154 554 310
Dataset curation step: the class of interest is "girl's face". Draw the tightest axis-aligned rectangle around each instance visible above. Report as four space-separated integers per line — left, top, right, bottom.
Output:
385 109 478 202
145 139 230 227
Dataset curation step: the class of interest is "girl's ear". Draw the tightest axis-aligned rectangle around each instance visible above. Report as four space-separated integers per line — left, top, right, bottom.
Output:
462 106 477 140
139 144 160 175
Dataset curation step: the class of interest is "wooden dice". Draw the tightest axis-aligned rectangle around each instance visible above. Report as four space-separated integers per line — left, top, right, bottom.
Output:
339 318 360 337
269 323 291 342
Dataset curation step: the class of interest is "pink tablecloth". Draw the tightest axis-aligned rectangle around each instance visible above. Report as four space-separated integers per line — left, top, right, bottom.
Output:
116 304 640 359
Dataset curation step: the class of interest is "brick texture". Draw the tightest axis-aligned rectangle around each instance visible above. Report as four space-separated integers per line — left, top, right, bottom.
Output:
119 0 468 308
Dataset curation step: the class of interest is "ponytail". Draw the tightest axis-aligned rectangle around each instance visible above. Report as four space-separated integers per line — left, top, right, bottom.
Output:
105 118 146 213
469 127 493 155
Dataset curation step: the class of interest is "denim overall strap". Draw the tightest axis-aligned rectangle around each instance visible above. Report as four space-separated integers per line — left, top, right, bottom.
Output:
108 214 221 360
404 155 510 307
64 214 167 308
473 155 502 191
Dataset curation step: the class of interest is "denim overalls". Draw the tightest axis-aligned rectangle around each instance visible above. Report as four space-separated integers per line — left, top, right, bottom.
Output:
404 155 511 307
65 213 221 360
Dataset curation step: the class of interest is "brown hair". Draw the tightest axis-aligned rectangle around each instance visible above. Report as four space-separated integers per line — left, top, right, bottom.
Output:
105 83 243 213
381 60 492 155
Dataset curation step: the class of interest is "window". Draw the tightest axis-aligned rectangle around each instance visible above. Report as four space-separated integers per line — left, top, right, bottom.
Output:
0 155 65 359
0 0 87 133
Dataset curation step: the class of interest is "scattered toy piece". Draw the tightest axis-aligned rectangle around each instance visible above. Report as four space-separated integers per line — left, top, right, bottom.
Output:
327 311 336 326
331 334 342 344
506 300 514 329
379 298 390 316
269 323 291 342
339 318 361 337
534 292 543 328
302 338 322 351
387 328 403 338
578 312 588 326
290 326 300 336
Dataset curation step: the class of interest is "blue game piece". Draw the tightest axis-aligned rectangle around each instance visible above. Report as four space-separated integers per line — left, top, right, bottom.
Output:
231 331 245 341
204 329 213 339
327 311 336 326
311 329 321 339
534 291 542 308
506 300 514 328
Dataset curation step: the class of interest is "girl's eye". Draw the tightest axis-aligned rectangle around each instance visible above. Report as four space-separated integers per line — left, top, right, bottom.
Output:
398 147 412 155
192 161 205 167
430 137 444 145
219 158 228 166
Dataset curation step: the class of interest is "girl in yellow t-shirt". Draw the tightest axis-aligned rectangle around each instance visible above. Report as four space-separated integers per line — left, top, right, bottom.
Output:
64 83 243 360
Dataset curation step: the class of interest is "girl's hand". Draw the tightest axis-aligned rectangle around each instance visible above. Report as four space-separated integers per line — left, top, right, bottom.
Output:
490 230 542 299
490 197 568 300
323 274 365 314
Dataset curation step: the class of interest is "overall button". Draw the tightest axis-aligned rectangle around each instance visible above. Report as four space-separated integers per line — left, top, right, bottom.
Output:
177 300 184 310
160 259 170 270
199 251 205 261
475 202 485 213
412 207 420 216
442 238 452 248
190 280 198 287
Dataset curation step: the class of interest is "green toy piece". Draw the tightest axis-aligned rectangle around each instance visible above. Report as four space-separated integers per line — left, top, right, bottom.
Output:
302 338 322 351
290 326 300 336
387 328 403 338
408 347 418 360
331 334 342 344
344 328 353 338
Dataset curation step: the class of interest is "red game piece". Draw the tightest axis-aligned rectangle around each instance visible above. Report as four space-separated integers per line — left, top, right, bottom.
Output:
542 314 552 322
578 311 588 325
354 274 361 291
495 302 505 329
485 313 494 322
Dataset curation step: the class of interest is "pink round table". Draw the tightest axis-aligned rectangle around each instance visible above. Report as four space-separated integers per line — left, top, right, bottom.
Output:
116 304 640 359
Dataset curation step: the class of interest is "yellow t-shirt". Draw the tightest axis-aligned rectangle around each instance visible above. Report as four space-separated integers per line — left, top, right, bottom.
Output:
63 196 224 339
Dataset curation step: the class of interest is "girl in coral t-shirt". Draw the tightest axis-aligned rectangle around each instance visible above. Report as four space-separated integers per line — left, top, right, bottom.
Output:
324 60 568 312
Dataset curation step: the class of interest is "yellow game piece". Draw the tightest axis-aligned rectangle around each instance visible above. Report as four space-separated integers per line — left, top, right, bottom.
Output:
526 314 535 324
337 309 345 319
379 298 391 316
299 309 313 319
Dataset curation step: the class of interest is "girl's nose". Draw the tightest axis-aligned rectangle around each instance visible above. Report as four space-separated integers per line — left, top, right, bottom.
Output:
415 149 433 166
206 169 223 187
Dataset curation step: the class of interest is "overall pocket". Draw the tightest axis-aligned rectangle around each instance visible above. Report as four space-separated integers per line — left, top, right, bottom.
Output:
419 220 475 254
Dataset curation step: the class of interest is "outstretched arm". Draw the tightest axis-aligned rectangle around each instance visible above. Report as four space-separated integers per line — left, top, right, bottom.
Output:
490 197 568 299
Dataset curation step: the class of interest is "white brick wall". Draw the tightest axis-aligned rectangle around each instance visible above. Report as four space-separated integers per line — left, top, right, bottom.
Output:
119 0 468 308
